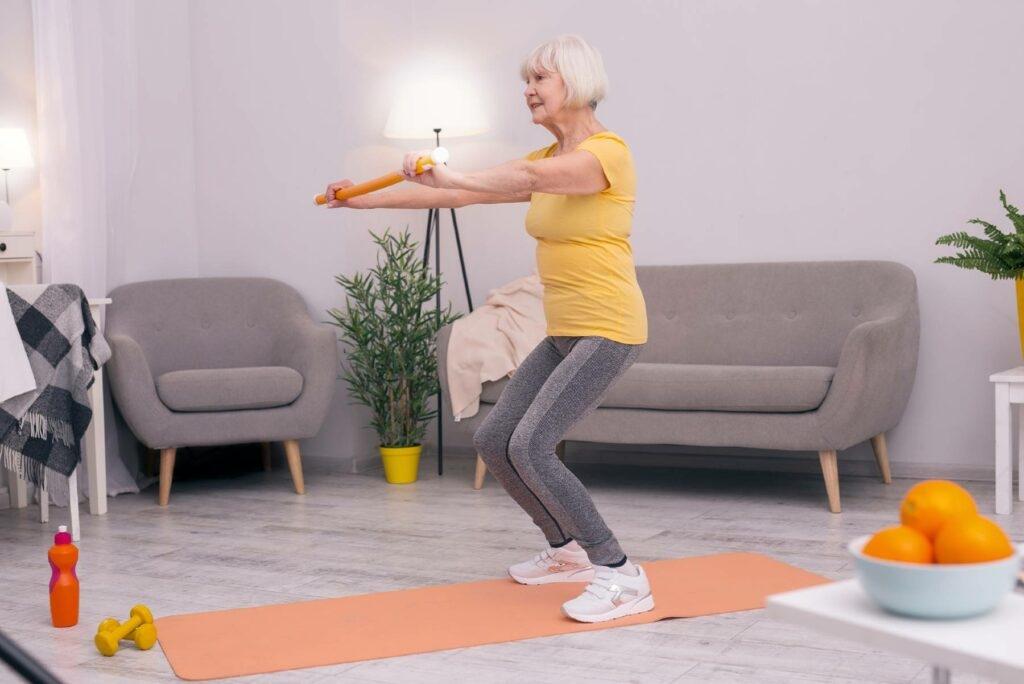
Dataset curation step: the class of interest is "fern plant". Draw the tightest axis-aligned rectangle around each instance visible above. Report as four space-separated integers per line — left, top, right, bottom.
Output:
935 191 1024 280
328 229 460 448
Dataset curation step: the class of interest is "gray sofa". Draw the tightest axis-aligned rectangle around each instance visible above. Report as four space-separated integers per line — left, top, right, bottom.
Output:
105 278 338 505
437 260 919 512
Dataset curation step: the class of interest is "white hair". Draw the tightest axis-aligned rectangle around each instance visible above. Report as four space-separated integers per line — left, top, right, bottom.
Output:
520 35 608 110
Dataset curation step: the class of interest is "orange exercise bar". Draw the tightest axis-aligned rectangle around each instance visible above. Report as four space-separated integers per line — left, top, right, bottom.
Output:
314 147 449 205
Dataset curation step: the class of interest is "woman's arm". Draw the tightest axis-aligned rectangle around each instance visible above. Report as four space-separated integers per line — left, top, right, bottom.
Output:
405 150 609 196
324 179 529 210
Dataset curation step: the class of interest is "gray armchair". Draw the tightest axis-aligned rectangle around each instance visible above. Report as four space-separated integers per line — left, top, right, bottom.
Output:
105 278 338 505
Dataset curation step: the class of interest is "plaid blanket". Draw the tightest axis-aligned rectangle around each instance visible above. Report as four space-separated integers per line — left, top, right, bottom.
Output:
0 284 111 495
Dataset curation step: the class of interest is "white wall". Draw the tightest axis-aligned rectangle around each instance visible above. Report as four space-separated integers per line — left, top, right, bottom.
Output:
110 0 200 288
10 0 1024 477
185 0 1024 477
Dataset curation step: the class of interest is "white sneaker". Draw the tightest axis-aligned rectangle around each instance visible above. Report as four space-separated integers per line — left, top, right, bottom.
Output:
561 564 655 623
508 544 595 585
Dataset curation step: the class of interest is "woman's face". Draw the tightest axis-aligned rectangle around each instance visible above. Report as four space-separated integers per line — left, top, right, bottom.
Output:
523 68 568 125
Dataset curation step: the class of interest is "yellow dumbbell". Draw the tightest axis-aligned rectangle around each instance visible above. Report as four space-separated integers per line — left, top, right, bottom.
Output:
95 605 157 656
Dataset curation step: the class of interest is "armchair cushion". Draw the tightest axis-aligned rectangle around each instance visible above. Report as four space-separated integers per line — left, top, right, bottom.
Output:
156 366 303 413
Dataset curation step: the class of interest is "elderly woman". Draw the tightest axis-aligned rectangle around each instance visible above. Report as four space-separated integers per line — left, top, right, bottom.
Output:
324 34 651 623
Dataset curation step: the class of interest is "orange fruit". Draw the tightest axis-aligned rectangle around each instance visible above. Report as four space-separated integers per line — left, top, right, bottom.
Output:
933 515 1014 564
863 525 934 563
899 480 977 540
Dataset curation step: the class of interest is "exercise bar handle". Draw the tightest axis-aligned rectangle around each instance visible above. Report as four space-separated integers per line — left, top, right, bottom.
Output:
314 147 449 205
314 172 403 205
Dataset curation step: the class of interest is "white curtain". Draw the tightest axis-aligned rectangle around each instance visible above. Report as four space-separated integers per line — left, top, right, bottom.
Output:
32 0 140 503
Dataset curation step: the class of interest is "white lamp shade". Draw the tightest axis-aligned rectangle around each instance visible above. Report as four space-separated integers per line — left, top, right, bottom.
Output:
0 129 34 169
383 74 488 141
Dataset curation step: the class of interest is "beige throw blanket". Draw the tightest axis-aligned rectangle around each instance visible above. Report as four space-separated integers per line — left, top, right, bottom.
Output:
446 274 546 421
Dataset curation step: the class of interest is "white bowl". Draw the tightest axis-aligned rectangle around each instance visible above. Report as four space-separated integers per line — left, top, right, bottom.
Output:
848 534 1022 619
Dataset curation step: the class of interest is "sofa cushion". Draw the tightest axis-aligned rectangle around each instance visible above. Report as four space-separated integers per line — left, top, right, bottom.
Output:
481 363 835 413
156 366 303 412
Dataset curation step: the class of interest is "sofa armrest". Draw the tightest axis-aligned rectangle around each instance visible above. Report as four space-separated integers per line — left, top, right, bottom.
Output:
273 317 339 434
106 333 174 446
815 311 920 449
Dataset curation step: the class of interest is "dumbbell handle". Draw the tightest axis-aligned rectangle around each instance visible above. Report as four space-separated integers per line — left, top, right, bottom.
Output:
95 614 144 654
110 615 145 642
98 618 145 640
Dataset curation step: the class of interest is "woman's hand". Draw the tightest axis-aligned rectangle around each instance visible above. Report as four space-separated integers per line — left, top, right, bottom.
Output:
402 150 460 189
323 179 368 208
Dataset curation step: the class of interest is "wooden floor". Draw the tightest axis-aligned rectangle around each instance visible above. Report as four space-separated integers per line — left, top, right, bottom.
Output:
1 450 1021 684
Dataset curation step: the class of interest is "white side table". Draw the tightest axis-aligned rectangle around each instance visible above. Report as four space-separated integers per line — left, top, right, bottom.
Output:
990 366 1024 515
84 297 111 515
767 580 1024 683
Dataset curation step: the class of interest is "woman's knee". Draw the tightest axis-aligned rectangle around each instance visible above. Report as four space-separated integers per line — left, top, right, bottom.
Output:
507 425 553 471
473 420 509 463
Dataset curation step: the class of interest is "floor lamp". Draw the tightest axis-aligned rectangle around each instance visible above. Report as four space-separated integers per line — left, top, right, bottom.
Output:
383 92 487 476
420 127 476 476
0 128 35 231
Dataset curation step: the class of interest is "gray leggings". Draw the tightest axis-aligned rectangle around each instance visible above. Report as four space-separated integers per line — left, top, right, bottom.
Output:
473 335 642 566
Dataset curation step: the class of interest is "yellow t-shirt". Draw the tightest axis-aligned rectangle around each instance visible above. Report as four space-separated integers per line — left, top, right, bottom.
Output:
524 131 648 345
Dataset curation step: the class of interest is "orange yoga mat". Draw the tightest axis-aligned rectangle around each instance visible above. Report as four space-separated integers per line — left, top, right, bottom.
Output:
156 552 827 680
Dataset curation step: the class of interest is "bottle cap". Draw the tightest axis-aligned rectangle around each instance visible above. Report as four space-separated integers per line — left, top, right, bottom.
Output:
54 525 72 545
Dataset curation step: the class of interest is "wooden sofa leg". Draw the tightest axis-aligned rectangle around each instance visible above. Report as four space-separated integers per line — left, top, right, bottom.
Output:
474 454 487 490
158 448 176 506
260 441 273 472
869 433 892 484
818 449 841 513
283 439 305 494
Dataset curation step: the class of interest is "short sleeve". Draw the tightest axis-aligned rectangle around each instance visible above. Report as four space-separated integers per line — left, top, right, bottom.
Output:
576 134 633 197
524 143 556 161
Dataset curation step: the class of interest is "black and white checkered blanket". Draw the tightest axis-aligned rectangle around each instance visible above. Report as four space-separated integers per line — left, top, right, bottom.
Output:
0 284 111 494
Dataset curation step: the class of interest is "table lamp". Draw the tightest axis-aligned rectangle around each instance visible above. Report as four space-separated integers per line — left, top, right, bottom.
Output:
383 78 487 476
0 129 35 231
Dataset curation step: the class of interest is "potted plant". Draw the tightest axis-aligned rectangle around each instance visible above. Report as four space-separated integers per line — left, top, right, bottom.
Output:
936 191 1024 357
329 229 460 483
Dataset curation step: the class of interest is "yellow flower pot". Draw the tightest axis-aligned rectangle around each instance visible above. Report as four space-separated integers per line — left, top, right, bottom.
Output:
1017 279 1024 359
379 445 421 484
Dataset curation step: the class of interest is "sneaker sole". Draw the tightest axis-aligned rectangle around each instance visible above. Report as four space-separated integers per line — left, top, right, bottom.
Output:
508 567 596 585
561 593 656 623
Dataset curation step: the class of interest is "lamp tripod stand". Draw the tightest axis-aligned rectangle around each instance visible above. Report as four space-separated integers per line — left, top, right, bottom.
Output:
423 128 474 476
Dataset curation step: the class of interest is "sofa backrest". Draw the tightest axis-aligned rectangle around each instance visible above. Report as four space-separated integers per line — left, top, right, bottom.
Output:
106 277 311 376
637 260 918 366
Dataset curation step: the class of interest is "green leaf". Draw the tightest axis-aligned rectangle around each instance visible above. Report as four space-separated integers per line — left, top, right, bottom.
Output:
327 227 463 446
935 192 1024 277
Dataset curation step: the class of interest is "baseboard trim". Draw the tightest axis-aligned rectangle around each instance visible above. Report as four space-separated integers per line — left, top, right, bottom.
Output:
422 443 998 483
301 451 381 475
303 441 997 484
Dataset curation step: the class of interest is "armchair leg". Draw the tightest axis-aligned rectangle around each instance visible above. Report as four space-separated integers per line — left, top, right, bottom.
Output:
818 449 841 513
260 442 272 472
283 439 305 494
158 448 176 506
474 454 487 490
869 432 892 484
